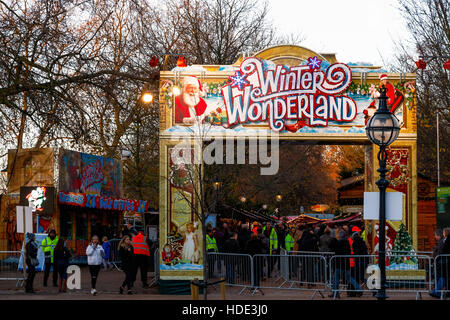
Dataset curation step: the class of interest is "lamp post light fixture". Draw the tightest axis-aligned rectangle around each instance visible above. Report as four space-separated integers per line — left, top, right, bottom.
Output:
365 85 400 300
141 92 153 103
275 193 282 219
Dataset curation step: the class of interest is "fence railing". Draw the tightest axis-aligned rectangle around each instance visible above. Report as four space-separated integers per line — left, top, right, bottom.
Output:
206 252 253 294
433 254 450 300
206 251 441 300
0 251 26 288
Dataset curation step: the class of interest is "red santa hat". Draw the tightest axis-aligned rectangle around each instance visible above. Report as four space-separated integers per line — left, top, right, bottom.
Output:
182 76 205 96
379 74 388 81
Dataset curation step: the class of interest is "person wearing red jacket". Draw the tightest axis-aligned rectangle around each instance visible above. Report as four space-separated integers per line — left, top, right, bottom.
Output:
131 229 152 289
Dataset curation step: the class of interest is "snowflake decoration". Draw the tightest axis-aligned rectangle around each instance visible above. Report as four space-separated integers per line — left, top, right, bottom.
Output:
229 71 250 90
307 56 322 70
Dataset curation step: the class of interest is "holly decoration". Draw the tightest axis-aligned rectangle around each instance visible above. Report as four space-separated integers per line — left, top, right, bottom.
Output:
149 56 159 67
177 56 187 67
169 163 193 188
390 223 417 264
415 59 427 70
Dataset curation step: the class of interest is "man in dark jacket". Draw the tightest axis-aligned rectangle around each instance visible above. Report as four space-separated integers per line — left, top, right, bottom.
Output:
298 227 319 285
430 228 450 298
330 230 362 298
223 232 240 283
245 233 264 288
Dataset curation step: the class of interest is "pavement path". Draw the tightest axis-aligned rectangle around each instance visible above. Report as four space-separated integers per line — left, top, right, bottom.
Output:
0 266 443 300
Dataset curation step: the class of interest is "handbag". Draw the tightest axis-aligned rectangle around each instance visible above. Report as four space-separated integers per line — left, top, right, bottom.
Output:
30 258 39 266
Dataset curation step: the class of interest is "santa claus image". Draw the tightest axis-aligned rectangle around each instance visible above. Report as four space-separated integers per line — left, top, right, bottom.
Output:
363 74 405 125
175 76 208 125
379 74 404 114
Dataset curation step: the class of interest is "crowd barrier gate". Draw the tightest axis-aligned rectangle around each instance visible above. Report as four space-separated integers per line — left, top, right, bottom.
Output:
0 251 26 288
433 254 450 300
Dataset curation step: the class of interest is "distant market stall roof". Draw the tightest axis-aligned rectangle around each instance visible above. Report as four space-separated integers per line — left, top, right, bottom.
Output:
324 212 362 224
287 214 327 225
222 205 278 223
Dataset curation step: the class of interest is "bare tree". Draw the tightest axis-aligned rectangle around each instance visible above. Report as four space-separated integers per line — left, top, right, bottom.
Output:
393 0 450 182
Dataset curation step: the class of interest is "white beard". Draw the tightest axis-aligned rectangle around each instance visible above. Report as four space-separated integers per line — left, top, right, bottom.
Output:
182 92 200 109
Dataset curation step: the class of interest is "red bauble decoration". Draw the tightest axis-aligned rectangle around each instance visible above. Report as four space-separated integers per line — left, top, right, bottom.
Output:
177 56 187 67
149 56 159 67
415 59 427 70
444 59 450 70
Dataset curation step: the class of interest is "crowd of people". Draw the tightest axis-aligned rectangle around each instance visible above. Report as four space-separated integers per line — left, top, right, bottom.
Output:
24 223 154 295
22 220 449 298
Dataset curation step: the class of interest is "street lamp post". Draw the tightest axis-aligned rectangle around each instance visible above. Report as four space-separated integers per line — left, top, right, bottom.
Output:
365 85 400 300
275 193 282 219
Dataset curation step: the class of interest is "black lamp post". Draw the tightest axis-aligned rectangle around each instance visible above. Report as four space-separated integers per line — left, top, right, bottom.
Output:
365 85 400 300
275 193 282 219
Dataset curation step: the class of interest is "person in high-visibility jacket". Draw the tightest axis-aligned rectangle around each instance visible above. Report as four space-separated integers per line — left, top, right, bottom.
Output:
285 228 296 252
285 227 297 279
263 223 279 278
206 229 219 253
41 229 59 287
131 229 152 289
206 229 219 278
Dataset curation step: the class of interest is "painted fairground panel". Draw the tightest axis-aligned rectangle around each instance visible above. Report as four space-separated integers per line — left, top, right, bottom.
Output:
161 146 203 275
7 148 54 194
160 57 416 137
58 149 122 198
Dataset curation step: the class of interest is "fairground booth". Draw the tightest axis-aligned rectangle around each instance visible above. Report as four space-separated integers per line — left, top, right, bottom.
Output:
158 45 423 286
0 148 149 257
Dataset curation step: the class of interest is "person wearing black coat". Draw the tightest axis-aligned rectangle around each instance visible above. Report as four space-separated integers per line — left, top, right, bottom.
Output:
297 227 318 285
223 233 240 283
25 233 38 293
349 232 368 296
245 233 264 288
118 235 134 294
430 228 450 298
330 230 362 298
53 239 72 293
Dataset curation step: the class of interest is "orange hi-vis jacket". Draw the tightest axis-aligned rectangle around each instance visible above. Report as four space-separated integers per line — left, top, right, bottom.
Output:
348 237 355 267
132 233 150 256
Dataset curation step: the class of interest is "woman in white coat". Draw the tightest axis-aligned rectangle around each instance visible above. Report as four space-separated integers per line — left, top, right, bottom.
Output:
86 235 105 295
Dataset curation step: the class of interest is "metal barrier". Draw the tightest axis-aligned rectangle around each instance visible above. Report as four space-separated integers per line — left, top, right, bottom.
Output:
252 252 328 299
206 252 253 294
329 254 433 300
109 239 122 270
0 251 26 288
149 248 159 287
433 254 450 300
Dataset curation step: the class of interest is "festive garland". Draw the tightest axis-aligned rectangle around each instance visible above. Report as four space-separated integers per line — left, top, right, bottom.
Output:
394 81 416 110
161 79 174 108
169 163 193 188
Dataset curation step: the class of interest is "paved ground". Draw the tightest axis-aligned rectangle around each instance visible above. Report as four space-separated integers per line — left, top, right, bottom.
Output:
0 266 444 300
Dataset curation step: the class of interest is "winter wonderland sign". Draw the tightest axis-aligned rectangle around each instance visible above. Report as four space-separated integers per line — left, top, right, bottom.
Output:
222 57 357 131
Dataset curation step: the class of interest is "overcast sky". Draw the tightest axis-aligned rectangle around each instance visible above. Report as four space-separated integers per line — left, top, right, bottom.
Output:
267 0 412 67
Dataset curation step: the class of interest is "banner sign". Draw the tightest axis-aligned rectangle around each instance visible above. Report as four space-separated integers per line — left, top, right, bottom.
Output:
222 57 356 131
163 60 413 136
58 149 122 198
57 191 149 213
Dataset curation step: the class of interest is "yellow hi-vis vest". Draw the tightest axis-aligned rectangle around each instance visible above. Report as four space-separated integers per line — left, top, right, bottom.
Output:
285 234 295 251
269 228 278 253
41 236 59 263
206 234 218 252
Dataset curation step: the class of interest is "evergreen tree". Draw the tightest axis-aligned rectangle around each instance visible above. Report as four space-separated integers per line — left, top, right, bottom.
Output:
390 223 417 264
